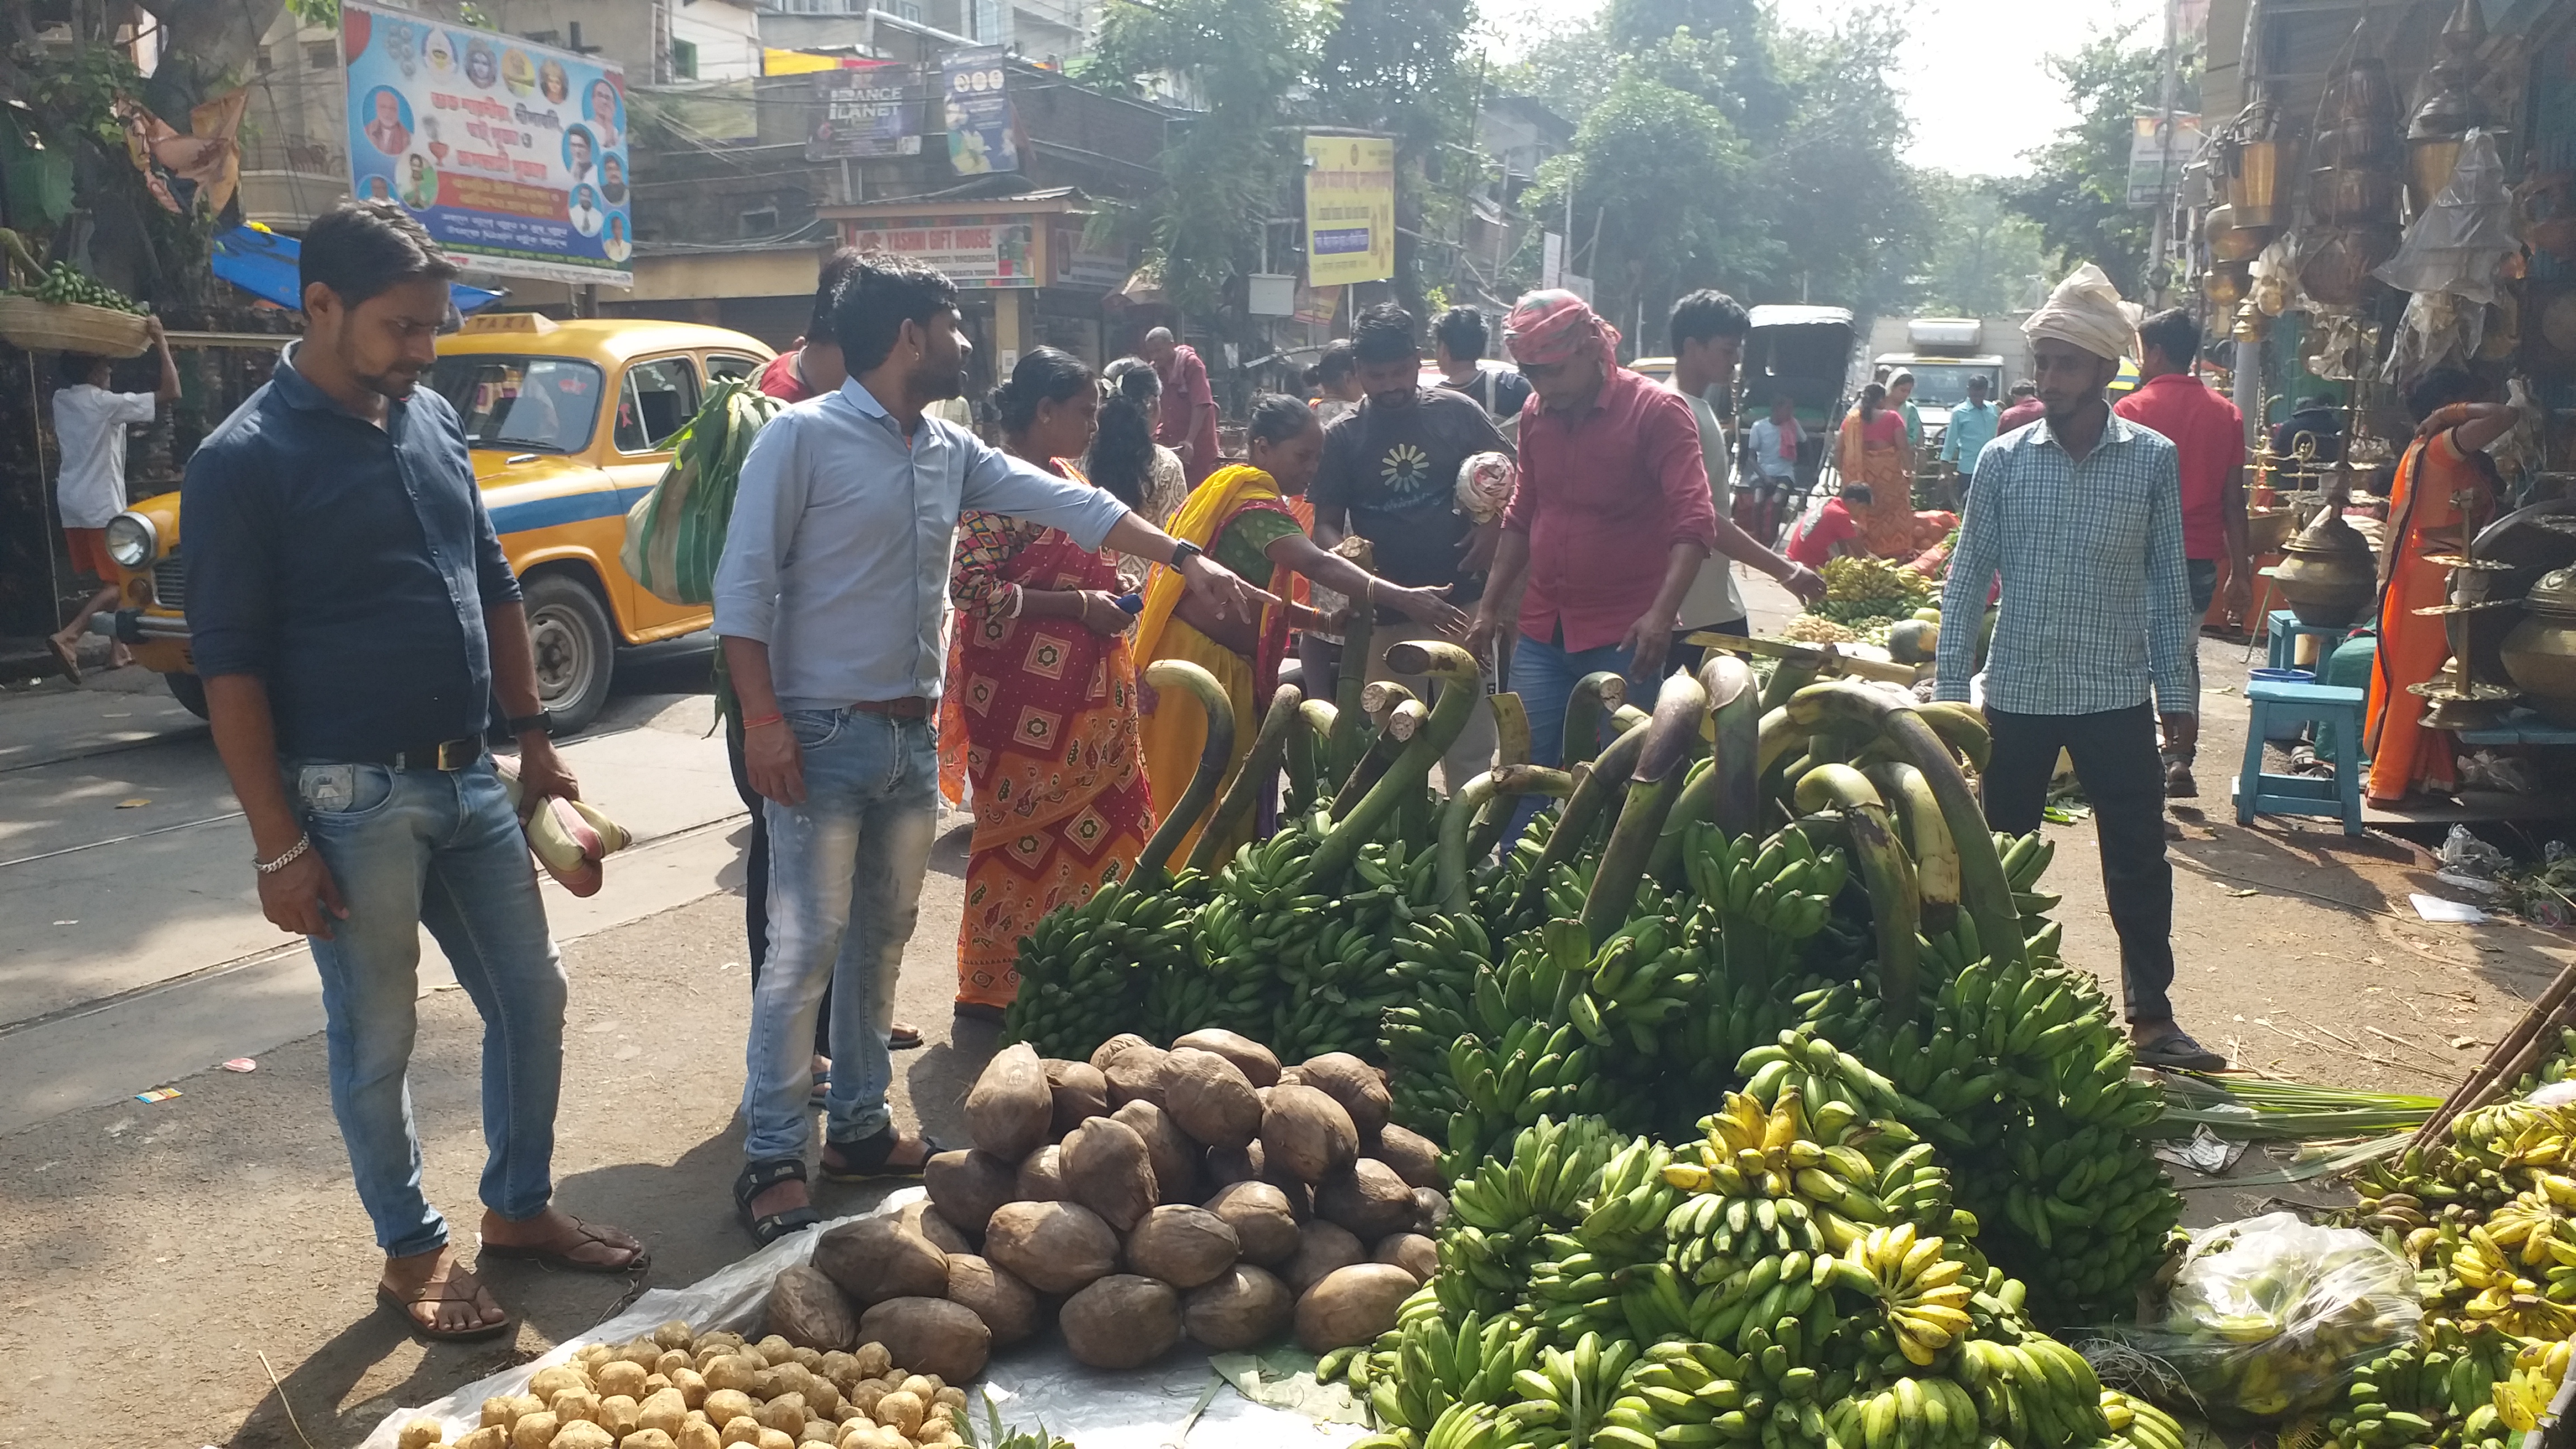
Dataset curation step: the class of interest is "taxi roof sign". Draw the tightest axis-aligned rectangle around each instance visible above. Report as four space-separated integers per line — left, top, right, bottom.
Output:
460 312 559 335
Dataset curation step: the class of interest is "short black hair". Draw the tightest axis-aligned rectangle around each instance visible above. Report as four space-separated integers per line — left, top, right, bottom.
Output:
1668 290 1749 353
1432 306 1489 364
2137 307 2200 370
1841 482 1874 506
2405 367 2483 423
301 199 460 308
832 254 959 375
1247 392 1317 447
1351 302 1417 366
1312 339 1356 388
56 351 109 387
2294 393 2337 412
989 345 1095 435
808 247 867 342
1966 374 1990 391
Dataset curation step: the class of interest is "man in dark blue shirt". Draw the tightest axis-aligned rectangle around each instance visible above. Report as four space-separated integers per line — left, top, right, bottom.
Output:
184 201 645 1341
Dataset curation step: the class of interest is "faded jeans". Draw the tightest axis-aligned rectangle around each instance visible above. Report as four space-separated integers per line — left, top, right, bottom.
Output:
742 708 938 1162
293 754 566 1259
1507 629 1663 836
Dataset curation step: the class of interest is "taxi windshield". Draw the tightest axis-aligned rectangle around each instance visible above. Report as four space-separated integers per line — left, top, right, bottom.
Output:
431 355 605 453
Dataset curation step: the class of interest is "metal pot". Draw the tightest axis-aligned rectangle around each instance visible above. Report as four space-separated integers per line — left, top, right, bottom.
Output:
2268 507 2379 627
2300 226 2400 307
2331 58 2399 131
2501 570 2576 724
2313 116 2394 168
2310 164 2400 224
2205 205 2270 262
2203 261 2252 309
2229 140 2288 226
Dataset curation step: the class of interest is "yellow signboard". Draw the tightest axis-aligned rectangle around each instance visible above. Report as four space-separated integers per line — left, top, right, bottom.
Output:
1304 134 1395 287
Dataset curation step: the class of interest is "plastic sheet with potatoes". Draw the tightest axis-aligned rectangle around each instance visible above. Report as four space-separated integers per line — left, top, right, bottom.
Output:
359 1188 1372 1449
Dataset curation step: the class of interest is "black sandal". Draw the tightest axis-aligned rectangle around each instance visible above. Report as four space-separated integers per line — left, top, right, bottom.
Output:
820 1126 943 1182
735 1157 821 1244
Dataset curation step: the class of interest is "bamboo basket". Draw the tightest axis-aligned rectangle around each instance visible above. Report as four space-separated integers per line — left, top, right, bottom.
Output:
0 296 150 358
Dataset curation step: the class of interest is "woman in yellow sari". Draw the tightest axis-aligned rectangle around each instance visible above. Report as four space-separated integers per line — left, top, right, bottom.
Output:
1837 382 1918 558
1133 396 1467 863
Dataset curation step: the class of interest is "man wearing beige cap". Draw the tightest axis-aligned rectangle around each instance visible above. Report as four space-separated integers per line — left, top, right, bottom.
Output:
1932 264 2218 1072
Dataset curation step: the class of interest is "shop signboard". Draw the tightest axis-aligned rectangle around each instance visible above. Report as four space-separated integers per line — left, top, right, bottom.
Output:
1048 222 1126 290
1304 133 1395 287
2126 112 2201 209
845 213 1037 288
942 48 1021 175
808 62 918 161
341 1 633 286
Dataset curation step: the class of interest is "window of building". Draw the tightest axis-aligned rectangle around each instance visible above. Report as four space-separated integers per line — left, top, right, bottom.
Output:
306 40 337 69
738 208 778 237
669 39 698 80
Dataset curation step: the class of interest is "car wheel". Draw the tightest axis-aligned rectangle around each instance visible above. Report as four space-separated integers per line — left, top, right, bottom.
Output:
522 574 614 735
165 670 209 719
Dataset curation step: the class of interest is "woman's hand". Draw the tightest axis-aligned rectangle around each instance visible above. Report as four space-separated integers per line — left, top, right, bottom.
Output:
1393 583 1471 640
1074 590 1132 636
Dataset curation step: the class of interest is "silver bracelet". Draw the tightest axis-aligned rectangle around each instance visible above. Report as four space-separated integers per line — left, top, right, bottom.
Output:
255 835 312 875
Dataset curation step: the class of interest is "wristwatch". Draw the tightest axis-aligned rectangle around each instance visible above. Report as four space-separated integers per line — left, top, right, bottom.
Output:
506 711 555 737
1169 540 1204 571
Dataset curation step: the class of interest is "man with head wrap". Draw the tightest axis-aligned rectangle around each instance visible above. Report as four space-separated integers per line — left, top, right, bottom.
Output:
1931 264 2220 1072
1466 290 1822 794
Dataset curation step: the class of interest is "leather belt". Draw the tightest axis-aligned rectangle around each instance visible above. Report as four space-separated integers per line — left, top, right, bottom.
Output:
382 737 484 771
851 697 931 720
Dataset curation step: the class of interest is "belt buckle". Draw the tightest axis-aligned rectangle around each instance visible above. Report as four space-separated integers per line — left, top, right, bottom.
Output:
435 738 475 770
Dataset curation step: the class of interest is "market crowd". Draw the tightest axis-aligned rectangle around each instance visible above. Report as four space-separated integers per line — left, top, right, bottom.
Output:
171 197 2244 1339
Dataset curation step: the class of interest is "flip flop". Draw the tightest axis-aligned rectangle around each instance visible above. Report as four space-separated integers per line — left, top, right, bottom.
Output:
46 638 80 685
2135 1030 2227 1071
376 1269 516 1342
890 1022 924 1051
820 1126 943 1182
478 1214 650 1274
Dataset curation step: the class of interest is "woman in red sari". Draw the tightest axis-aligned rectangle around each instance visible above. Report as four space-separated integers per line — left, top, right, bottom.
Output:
943 348 1154 1018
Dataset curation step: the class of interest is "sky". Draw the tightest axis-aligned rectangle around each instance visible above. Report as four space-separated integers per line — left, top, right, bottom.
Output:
1486 0 2166 179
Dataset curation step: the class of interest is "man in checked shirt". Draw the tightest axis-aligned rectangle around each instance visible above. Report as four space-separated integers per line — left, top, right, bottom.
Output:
1934 264 2223 1073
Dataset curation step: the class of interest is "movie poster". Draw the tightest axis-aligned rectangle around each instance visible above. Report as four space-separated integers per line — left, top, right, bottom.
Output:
343 2 633 286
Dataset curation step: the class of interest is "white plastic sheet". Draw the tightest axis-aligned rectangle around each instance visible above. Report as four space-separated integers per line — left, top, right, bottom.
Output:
360 1187 1367 1449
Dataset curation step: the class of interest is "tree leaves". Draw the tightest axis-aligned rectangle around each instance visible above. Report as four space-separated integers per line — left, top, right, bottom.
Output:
2002 23 2201 296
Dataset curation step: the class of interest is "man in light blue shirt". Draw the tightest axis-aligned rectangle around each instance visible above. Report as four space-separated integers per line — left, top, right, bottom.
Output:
1935 263 2216 1074
714 255 1268 1242
1939 373 2000 490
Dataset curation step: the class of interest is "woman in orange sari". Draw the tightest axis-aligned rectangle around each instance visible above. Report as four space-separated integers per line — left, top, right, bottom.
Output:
1838 382 1917 557
944 348 1154 1018
2364 370 2518 805
1133 396 1466 865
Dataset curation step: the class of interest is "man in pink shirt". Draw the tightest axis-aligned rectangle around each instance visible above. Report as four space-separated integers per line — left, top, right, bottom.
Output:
1468 290 1768 782
1143 326 1222 486
2113 308 2247 798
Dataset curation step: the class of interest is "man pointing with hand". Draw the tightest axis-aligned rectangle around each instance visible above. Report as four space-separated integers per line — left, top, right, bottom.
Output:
714 255 1272 1243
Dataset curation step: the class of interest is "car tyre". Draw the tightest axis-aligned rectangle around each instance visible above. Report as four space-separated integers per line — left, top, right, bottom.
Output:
165 670 209 719
522 573 614 736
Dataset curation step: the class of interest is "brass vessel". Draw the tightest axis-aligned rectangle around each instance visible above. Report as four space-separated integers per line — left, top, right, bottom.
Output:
2203 261 2252 309
2267 476 2379 627
2310 164 2401 224
2501 569 2576 725
2300 226 2399 307
2229 139 2287 226
2205 204 2270 262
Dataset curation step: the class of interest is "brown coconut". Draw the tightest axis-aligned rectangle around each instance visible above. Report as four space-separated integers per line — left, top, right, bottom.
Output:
1315 1159 1419 1242
1113 1099 1202 1205
1088 1033 1154 1073
1374 1233 1438 1284
1171 1029 1282 1087
1162 1048 1263 1150
1413 1186 1451 1233
1043 1058 1110 1135
1123 1205 1242 1288
811 1219 949 1306
1059 1275 1184 1370
1182 1265 1295 1349
1103 1045 1172 1108
1204 1141 1262 1191
855 1297 991 1384
1295 1054 1391 1139
1260 1085 1358 1183
1280 1219 1367 1294
764 1267 855 1352
944 1253 1040 1346
982 1200 1120 1294
1013 1144 1066 1201
1060 1115 1158 1232
964 1043 1054 1162
1294 1263 1419 1353
1374 1124 1445 1190
1204 1180 1301 1267
896 1199 973 1257
923 1150 1019 1242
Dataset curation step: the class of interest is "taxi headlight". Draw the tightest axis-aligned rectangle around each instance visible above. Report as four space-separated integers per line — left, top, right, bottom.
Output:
105 512 157 569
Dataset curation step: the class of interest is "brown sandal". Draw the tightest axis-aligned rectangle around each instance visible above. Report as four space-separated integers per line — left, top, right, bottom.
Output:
479 1214 650 1274
377 1263 515 1342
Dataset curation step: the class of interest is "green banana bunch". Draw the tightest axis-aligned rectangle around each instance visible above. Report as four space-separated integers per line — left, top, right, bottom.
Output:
1322 1291 1544 1436
1436 1115 1626 1318
21 259 146 312
999 868 1203 1059
1494 1330 1639 1445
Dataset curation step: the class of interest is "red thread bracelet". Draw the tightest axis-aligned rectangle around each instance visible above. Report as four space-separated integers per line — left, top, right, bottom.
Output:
742 712 785 730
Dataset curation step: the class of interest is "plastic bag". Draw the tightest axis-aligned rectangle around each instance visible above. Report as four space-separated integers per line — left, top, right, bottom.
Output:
2077 1212 2419 1422
2441 823 2512 879
1455 451 1514 525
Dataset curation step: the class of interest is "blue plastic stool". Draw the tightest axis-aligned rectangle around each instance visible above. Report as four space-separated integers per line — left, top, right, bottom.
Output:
2266 609 2351 671
2234 679 2366 835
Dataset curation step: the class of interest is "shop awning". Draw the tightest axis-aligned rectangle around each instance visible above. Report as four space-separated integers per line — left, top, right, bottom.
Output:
211 225 505 314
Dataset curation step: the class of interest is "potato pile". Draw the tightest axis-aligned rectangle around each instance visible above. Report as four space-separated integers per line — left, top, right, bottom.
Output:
921 1033 1449 1370
392 1323 971 1449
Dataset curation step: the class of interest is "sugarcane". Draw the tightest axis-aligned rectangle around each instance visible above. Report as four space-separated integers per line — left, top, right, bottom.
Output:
1134 660 1237 886
1580 670 1710 945
1190 683 1303 873
1794 763 1922 1016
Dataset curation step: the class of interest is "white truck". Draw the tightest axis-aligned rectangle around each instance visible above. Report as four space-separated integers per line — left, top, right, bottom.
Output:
1864 316 2030 447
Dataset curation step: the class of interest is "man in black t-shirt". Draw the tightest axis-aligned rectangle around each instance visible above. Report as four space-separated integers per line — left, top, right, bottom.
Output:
1312 303 1507 788
1433 305 1532 444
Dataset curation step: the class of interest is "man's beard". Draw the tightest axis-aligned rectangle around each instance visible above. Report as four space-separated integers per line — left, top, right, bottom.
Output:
344 337 421 400
910 355 969 403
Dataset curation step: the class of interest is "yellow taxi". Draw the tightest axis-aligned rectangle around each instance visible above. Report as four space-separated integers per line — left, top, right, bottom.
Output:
98 314 774 732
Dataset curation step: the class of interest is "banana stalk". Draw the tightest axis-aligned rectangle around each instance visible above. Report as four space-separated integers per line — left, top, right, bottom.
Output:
1703 655 1761 838
1581 670 1710 944
1441 765 1578 911
1330 594 1376 780
1646 757 1715 885
1562 671 1627 769
1491 692 1532 767
1308 641 1482 886
1915 700 1992 773
1286 698 1336 814
1134 660 1235 886
1510 716 1652 924
1786 681 2023 968
1330 698 1421 820
1361 679 1418 729
1864 760 1961 915
1610 703 1650 733
1759 642 1831 711
1794 763 1922 1016
1190 683 1304 873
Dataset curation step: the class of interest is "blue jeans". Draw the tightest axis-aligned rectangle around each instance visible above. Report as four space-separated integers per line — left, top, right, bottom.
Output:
744 708 939 1162
293 754 566 1258
1508 631 1663 835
